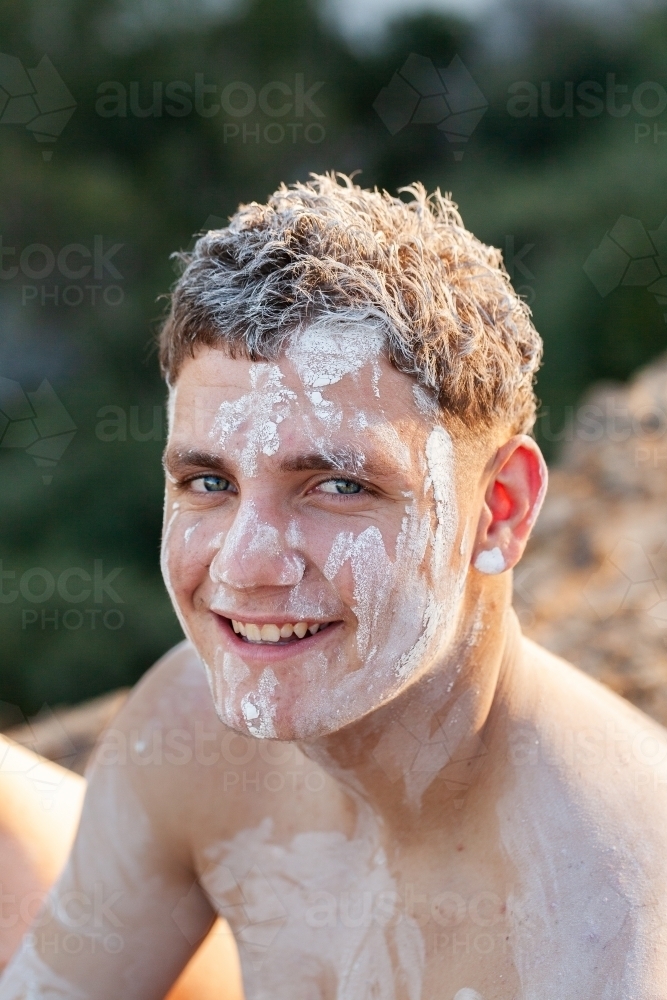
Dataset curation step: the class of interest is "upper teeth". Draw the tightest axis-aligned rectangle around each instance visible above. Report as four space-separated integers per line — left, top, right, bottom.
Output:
231 620 328 642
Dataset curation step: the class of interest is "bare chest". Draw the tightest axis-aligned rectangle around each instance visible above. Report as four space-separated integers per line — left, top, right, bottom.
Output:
194 819 515 1000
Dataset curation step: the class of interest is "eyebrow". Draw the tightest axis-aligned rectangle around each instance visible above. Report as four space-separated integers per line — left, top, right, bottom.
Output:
163 447 397 480
163 448 233 477
280 449 376 475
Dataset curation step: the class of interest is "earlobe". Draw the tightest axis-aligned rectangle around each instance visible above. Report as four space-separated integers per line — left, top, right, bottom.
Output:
474 546 506 575
472 435 548 575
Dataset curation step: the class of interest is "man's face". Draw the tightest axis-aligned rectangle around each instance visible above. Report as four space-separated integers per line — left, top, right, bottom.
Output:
162 326 474 741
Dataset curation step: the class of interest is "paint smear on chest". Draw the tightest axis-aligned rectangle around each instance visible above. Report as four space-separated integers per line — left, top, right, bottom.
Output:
200 812 424 1000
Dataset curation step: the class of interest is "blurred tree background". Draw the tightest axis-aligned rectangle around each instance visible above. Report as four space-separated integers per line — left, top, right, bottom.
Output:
1 0 666 714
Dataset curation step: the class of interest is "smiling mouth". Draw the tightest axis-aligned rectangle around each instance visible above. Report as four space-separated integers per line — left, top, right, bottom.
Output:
223 618 334 644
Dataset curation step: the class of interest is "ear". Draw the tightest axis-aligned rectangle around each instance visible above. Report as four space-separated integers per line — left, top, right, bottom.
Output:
471 435 547 575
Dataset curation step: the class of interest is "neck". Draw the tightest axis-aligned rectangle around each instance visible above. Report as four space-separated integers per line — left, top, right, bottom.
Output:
299 577 522 840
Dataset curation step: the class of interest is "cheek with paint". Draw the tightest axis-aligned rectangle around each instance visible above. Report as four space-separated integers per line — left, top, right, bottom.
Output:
162 505 217 611
277 426 464 738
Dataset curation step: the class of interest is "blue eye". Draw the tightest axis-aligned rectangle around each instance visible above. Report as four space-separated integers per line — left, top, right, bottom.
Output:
191 475 235 493
318 479 362 495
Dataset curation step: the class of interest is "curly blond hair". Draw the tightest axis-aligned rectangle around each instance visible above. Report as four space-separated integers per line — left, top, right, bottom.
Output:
159 173 542 433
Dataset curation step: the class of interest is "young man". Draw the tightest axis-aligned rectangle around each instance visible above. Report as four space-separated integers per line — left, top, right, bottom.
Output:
1 174 666 999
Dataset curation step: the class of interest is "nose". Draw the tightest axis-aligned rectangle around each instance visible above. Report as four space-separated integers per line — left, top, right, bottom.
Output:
209 500 305 591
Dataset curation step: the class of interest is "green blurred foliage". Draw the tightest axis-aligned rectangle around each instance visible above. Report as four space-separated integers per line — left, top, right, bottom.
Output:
1 0 666 713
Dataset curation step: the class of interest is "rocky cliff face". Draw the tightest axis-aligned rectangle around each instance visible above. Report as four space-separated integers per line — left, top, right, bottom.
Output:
516 352 667 724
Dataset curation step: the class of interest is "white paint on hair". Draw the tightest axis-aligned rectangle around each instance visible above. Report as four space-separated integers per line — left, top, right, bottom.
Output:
412 383 440 419
286 317 385 389
474 547 506 575
166 173 542 433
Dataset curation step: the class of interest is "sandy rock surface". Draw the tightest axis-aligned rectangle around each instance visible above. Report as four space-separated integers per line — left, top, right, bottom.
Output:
517 352 667 724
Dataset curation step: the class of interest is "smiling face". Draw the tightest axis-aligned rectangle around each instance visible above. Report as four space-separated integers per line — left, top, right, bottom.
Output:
161 325 478 741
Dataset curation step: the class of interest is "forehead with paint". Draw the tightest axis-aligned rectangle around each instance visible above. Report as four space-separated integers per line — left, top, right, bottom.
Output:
167 323 441 476
162 325 471 741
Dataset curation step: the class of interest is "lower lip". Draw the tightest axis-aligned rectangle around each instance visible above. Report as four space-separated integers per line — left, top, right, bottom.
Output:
211 614 342 662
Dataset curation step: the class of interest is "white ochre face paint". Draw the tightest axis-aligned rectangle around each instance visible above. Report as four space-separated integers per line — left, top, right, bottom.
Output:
210 362 296 477
474 546 506 575
162 334 469 741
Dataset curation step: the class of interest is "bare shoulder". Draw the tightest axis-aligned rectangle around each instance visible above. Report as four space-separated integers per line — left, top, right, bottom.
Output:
110 639 218 730
498 638 667 987
92 642 338 847
518 635 667 841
